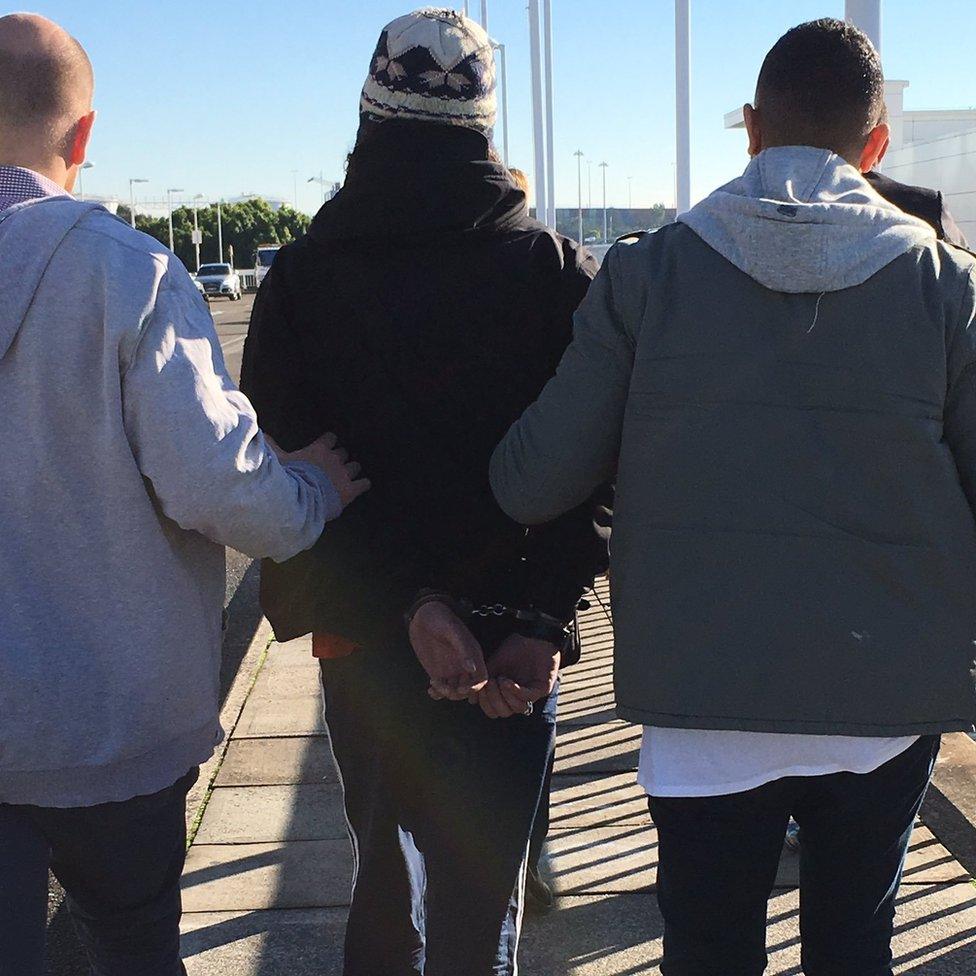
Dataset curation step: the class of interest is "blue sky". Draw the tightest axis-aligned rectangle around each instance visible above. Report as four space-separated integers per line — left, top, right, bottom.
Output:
27 0 976 213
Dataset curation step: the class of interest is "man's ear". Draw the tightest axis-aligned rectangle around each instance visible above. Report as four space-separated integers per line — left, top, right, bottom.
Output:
68 110 96 167
743 103 762 158
859 122 889 173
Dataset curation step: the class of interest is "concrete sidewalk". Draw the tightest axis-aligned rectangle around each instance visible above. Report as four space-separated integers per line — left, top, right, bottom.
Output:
180 579 976 974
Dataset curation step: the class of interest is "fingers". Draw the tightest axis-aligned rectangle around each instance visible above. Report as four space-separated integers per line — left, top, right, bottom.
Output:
345 477 372 502
478 680 521 719
334 446 349 464
499 678 546 706
321 432 338 449
346 461 362 479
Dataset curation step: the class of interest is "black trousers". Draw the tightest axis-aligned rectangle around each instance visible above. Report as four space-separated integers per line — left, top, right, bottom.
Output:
0 768 197 976
648 735 940 976
321 649 557 976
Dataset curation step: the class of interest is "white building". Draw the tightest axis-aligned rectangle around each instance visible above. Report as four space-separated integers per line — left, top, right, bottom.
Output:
879 80 976 243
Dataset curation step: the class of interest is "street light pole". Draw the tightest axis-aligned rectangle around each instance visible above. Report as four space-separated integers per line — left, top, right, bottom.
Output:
528 0 547 225
291 169 299 211
675 0 691 214
77 161 93 199
480 0 488 31
574 150 584 243
192 194 205 271
588 160 592 210
217 200 224 263
166 188 183 253
494 42 510 166
543 0 556 228
628 176 633 210
600 162 608 241
128 178 148 229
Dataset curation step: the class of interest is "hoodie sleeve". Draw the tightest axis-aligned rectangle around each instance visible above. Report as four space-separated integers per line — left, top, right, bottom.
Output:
490 242 637 526
121 261 342 562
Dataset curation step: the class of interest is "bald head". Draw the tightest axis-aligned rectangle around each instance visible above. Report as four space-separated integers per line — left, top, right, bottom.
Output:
0 13 93 171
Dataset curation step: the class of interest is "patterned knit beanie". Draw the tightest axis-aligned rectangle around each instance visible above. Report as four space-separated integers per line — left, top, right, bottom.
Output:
361 8 497 133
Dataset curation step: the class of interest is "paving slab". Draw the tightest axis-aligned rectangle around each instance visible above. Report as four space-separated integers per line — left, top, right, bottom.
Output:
518 884 976 976
550 773 651 828
182 841 354 912
554 722 641 773
234 689 327 738
548 826 658 894
215 736 340 787
194 784 349 844
181 909 348 975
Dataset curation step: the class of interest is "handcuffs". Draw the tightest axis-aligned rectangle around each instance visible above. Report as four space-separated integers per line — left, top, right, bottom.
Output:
405 590 572 715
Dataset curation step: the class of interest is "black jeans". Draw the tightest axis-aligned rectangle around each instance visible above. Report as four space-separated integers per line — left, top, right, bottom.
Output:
0 768 197 976
648 735 940 976
321 648 557 976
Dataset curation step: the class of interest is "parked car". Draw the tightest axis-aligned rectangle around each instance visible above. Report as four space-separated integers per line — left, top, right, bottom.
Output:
195 263 242 301
254 244 281 287
192 277 210 303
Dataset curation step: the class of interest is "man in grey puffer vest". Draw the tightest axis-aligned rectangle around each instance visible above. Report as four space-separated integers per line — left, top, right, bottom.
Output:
491 19 976 976
0 14 368 976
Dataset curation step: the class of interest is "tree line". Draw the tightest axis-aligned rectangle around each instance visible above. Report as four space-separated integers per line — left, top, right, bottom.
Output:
115 197 311 272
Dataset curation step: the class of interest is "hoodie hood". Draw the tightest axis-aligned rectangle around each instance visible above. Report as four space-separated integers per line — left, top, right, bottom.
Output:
678 147 936 294
310 120 528 244
0 196 106 359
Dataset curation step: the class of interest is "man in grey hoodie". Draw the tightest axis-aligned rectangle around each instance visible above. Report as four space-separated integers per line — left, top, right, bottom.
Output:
0 14 367 976
491 19 976 976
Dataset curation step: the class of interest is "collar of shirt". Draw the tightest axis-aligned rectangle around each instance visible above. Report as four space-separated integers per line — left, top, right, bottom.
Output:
0 165 71 213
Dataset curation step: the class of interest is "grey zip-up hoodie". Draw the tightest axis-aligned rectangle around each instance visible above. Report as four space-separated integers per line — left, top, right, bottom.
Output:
491 148 976 735
0 197 341 806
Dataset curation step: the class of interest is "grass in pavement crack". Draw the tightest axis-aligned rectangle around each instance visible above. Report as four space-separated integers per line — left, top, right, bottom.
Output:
186 637 273 849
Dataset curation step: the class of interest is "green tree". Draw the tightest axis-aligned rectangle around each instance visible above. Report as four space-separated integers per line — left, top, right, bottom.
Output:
117 199 311 273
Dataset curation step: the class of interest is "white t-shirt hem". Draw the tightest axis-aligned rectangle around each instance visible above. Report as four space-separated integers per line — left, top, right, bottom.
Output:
637 727 919 799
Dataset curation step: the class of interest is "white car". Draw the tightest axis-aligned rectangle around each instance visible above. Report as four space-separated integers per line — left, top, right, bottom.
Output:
195 263 242 301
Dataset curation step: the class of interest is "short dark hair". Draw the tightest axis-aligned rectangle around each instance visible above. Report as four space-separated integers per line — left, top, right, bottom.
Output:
755 18 885 158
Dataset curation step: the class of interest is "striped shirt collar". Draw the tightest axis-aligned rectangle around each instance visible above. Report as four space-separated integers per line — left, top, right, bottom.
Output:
0 165 71 213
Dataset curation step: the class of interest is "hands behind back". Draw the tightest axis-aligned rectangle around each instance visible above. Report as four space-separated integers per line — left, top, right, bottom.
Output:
471 634 561 720
409 600 489 701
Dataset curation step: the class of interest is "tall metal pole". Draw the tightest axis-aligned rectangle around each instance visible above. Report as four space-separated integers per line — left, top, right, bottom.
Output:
543 0 556 229
217 201 224 263
588 160 592 209
167 188 183 253
600 162 608 241
628 176 633 210
495 43 510 165
845 0 881 53
574 150 584 242
675 0 691 214
463 0 469 17
192 197 201 271
129 178 147 229
480 0 488 31
528 0 547 225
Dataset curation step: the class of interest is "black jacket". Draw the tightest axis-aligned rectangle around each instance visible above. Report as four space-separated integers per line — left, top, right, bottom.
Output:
240 121 605 646
867 170 968 246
